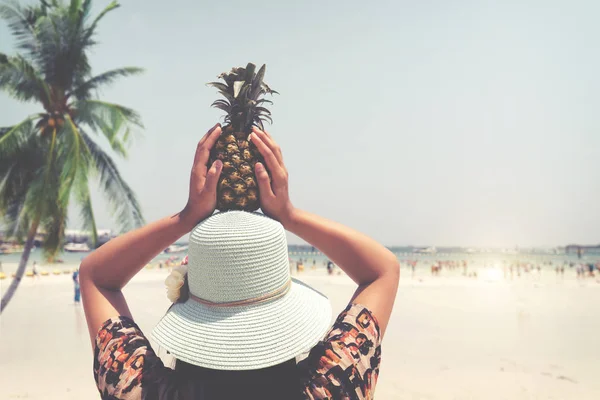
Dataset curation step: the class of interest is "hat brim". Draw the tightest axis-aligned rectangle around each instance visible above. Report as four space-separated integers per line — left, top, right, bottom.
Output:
152 278 332 370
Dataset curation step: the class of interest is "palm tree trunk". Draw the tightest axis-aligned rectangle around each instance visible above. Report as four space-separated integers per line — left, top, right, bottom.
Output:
0 219 40 314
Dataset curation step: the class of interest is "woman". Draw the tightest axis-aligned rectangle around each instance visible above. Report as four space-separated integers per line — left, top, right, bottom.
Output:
80 125 400 399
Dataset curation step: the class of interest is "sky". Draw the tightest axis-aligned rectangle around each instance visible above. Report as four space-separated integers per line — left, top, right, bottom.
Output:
1 0 599 247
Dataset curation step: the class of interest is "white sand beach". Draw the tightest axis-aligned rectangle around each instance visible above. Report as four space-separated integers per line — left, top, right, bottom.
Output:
1 263 600 399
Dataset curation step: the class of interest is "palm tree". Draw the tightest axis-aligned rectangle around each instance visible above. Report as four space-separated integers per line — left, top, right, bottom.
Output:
0 0 145 313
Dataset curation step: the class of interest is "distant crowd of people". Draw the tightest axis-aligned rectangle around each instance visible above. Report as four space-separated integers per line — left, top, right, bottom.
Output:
289 257 600 282
401 259 600 280
14 255 600 309
292 258 337 276
575 262 598 279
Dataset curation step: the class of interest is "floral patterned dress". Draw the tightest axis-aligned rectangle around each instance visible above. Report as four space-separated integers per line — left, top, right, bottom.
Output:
94 303 382 399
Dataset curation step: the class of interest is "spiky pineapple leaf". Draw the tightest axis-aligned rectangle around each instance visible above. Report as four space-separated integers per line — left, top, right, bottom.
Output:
208 63 277 131
212 99 230 107
254 106 271 115
207 82 230 93
244 63 256 82
257 114 272 124
233 81 244 98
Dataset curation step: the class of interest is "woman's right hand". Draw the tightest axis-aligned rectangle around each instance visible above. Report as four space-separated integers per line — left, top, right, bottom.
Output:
250 127 296 227
180 124 223 230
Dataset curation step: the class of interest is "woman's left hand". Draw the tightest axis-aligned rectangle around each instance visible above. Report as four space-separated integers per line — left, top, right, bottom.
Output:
180 124 223 229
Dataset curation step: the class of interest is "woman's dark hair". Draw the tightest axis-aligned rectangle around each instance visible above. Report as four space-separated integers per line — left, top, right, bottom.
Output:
174 358 304 400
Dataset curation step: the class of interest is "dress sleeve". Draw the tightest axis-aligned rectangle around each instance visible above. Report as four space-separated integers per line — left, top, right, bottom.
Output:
299 303 382 400
94 316 176 400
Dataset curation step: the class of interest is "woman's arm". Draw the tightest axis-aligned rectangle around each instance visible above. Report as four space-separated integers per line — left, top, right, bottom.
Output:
80 124 223 347
250 128 399 337
284 210 399 337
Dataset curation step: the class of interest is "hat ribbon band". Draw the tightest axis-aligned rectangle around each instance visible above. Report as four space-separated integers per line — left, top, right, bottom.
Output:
189 279 292 307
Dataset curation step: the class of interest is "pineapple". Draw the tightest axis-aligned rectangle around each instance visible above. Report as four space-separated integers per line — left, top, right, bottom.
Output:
207 63 277 211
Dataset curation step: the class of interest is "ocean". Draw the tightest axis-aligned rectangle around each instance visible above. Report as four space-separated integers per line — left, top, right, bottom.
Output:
1 247 598 272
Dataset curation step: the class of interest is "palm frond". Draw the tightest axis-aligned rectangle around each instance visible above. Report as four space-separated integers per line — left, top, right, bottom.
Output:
18 122 80 261
82 0 119 43
81 0 92 22
0 54 51 104
81 130 144 233
10 129 58 221
0 132 44 210
78 99 143 127
72 158 97 246
74 99 143 157
1 127 66 261
0 0 46 55
40 200 67 261
69 67 143 100
0 136 48 241
1 186 30 239
0 165 30 238
32 3 90 90
5 210 31 243
56 115 89 209
68 0 83 20
0 116 39 159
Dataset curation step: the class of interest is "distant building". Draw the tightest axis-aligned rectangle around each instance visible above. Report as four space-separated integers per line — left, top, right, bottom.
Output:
64 229 114 248
565 244 600 258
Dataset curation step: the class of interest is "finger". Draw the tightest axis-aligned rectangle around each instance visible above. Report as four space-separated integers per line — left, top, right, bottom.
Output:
190 163 206 194
196 123 220 152
254 162 275 199
252 127 284 168
195 132 221 170
204 160 223 193
191 124 220 188
194 124 221 165
250 132 286 183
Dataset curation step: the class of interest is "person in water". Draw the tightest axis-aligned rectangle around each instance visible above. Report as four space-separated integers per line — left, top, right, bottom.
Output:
72 268 81 304
326 260 334 275
80 125 400 400
32 261 39 281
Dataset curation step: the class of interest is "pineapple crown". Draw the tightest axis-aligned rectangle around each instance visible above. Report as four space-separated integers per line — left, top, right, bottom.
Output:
208 63 277 133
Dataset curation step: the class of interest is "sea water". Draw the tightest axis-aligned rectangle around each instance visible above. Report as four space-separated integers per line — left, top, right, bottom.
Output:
1 247 598 274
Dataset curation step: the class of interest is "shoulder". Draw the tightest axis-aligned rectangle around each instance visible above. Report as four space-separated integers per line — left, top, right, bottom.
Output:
94 316 176 399
298 303 382 400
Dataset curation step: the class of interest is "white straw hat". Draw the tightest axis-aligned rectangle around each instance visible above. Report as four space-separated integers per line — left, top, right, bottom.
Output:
152 211 332 370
